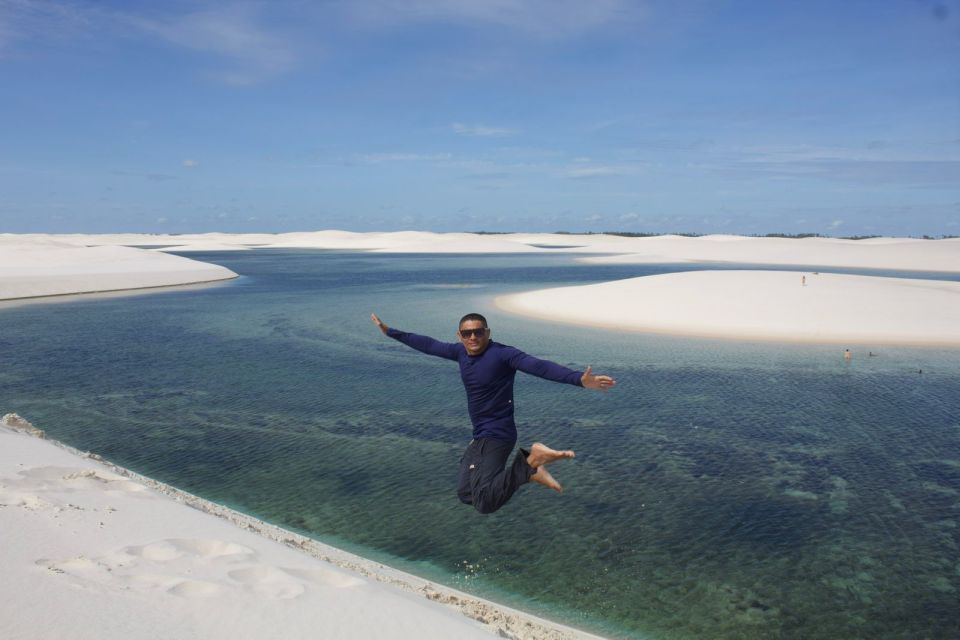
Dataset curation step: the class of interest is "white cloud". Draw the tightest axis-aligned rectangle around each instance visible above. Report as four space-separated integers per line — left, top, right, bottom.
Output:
126 5 299 84
0 2 300 83
357 152 453 164
829 219 844 229
564 163 644 179
182 159 199 168
0 0 96 57
729 157 960 186
566 166 620 179
452 123 517 138
348 0 643 38
737 142 960 164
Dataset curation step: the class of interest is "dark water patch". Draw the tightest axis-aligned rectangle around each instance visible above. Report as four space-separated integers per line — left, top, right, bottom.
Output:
912 460 960 487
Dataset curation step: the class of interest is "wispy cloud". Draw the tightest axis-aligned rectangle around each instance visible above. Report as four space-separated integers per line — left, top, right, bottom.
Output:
451 123 517 138
735 159 960 187
345 0 643 38
0 0 96 57
563 162 646 179
355 152 454 164
113 170 178 182
0 2 301 83
701 142 960 187
343 149 648 182
565 166 622 179
735 140 960 164
127 5 299 85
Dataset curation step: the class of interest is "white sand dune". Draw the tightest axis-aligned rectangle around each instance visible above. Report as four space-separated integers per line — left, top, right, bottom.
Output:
0 415 597 640
3 233 284 249
3 231 958 342
149 243 253 252
497 270 960 345
576 235 960 272
366 233 545 254
10 231 957 271
0 238 237 301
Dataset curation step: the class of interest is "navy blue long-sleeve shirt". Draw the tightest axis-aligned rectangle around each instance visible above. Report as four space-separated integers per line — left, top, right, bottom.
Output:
386 328 583 443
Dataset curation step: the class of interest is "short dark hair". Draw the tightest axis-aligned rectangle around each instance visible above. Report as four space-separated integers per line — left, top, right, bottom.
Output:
459 313 488 328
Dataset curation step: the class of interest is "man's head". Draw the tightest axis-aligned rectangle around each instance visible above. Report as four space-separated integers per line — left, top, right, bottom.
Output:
458 313 490 356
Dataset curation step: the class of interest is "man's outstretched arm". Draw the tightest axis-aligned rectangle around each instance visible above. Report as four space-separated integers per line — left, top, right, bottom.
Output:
370 313 459 361
508 348 616 391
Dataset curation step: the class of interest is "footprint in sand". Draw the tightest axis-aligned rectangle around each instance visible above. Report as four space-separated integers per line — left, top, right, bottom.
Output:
227 566 306 599
60 468 148 494
126 573 224 598
38 537 358 601
1 466 150 520
282 566 365 589
2 466 148 506
0 489 55 511
34 556 222 599
123 538 255 564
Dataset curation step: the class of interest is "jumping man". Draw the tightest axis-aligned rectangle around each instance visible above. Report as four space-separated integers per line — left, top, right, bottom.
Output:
371 312 616 514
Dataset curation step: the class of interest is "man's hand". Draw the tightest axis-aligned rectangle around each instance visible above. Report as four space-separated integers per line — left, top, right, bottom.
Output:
371 313 390 335
581 366 616 391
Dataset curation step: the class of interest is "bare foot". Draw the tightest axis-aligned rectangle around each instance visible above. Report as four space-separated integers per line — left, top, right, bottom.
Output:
526 442 575 468
530 465 563 493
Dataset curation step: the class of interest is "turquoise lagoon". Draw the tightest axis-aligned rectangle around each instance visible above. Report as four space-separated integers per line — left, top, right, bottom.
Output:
2 250 958 639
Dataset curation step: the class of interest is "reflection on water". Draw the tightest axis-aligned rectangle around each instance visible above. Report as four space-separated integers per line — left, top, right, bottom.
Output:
2 250 958 639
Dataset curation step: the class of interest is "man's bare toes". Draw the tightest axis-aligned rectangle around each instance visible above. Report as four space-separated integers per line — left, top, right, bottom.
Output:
530 466 563 493
527 442 575 468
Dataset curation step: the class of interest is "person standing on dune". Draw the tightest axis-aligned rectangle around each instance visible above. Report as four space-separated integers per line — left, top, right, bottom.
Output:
371 312 616 514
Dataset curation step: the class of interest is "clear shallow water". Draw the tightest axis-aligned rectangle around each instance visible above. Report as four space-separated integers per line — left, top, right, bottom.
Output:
2 250 959 640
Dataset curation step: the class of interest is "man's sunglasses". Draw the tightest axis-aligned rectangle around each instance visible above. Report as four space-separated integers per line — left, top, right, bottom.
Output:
459 328 488 339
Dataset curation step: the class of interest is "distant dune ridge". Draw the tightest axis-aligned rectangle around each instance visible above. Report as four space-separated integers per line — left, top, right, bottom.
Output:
2 231 958 345
4 231 959 270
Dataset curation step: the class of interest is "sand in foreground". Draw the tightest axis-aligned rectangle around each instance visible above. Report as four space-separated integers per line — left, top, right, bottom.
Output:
0 416 598 640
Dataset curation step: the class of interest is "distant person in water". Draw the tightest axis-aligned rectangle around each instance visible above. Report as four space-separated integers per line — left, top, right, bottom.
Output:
371 312 616 514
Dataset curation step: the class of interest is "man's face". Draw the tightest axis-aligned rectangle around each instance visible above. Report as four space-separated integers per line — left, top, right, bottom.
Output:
458 319 490 356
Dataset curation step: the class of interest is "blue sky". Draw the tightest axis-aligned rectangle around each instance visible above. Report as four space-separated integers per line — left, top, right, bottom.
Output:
1 0 958 236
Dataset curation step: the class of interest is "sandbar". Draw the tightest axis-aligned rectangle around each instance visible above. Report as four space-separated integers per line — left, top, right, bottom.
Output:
497 270 960 345
0 237 237 301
